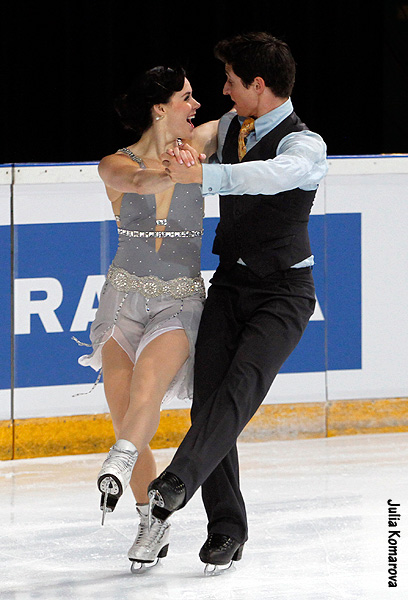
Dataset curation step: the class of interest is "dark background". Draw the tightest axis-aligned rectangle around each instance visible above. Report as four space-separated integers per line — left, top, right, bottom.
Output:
2 0 407 164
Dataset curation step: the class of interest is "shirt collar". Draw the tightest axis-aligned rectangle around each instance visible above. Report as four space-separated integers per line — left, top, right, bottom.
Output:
238 98 293 141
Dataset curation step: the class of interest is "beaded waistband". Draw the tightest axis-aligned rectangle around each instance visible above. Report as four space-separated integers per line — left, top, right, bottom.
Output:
117 227 203 239
107 265 206 299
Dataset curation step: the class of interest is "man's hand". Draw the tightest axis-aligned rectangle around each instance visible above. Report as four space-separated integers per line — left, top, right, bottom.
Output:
161 142 205 184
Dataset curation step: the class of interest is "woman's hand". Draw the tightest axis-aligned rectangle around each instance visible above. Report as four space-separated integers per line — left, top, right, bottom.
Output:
166 141 206 167
161 147 204 184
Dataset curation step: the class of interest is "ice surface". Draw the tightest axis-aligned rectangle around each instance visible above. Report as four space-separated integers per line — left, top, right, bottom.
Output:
1 433 408 599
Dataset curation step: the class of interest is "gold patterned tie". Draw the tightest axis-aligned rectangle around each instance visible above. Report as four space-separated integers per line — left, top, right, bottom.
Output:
238 117 255 161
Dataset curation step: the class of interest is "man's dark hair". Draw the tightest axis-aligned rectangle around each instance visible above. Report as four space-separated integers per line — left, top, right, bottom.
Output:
214 32 296 98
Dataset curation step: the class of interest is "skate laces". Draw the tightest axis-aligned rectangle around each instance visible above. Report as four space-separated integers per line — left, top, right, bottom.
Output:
135 515 168 550
206 533 231 549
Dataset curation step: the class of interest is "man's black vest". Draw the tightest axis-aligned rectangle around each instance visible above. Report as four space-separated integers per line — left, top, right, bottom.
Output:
212 112 316 277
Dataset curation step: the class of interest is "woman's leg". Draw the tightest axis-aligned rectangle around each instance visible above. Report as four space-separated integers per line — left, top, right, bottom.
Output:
102 337 146 500
120 328 189 450
101 330 189 503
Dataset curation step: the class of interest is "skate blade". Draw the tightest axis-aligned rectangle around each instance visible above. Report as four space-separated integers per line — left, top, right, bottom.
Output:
101 491 109 526
204 561 235 577
130 558 160 573
99 478 120 526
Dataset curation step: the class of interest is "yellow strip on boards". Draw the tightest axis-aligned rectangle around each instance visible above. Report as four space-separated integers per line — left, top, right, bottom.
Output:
13 413 116 460
327 397 408 436
11 410 192 460
0 421 13 460
1 397 407 460
240 402 326 441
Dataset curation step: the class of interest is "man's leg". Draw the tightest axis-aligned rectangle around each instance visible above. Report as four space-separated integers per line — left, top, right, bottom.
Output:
190 281 247 543
168 270 316 512
201 443 247 542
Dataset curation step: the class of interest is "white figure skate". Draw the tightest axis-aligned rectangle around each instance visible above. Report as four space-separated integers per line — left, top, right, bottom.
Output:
128 504 171 573
97 438 138 525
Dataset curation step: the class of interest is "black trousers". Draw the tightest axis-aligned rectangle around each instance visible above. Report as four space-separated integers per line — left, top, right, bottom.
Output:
168 263 316 543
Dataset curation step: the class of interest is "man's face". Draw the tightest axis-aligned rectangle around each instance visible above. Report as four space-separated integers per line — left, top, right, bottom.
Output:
222 65 258 117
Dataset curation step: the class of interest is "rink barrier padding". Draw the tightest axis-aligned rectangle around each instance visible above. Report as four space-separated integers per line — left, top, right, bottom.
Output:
2 397 408 460
2 157 408 460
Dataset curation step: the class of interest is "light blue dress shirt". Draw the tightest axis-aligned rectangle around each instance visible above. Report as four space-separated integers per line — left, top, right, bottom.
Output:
202 99 328 268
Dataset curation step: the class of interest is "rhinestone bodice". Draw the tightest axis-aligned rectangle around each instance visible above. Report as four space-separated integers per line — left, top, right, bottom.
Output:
113 149 204 280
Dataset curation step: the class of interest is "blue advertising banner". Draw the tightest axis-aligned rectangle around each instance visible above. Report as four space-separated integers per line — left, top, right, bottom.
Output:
0 223 11 393
13 221 116 388
325 213 362 371
281 213 361 373
9 213 361 390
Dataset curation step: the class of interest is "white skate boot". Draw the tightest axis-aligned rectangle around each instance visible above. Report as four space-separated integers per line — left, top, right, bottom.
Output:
97 438 138 525
128 503 171 573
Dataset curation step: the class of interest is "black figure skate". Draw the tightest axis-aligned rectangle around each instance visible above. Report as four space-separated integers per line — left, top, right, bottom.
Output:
147 471 186 524
199 533 244 576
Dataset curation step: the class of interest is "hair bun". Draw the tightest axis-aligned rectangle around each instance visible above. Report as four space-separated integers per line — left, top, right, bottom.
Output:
114 65 186 137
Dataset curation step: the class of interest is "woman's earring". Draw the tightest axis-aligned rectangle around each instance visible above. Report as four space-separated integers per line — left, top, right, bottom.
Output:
155 115 164 121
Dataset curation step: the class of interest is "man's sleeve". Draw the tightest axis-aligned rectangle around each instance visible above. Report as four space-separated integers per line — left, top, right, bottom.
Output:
202 130 328 196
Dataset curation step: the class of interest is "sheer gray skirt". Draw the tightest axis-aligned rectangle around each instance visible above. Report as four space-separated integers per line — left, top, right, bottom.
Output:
78 279 205 406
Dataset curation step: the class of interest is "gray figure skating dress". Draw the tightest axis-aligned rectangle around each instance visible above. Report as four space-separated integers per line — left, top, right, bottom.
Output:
78 148 205 405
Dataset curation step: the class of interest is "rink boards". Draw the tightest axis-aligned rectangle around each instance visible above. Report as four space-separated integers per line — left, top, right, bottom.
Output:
1 156 408 458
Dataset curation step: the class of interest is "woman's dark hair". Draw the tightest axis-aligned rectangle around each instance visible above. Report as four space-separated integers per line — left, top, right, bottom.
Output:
115 65 186 137
214 32 296 98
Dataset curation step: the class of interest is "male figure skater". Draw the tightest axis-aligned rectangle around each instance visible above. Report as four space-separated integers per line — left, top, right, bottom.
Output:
148 32 328 570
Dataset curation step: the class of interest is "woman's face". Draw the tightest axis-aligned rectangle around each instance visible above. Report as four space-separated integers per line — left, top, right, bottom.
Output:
165 78 201 139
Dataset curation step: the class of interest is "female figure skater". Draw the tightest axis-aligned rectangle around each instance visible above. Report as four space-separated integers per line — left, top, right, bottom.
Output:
78 65 217 570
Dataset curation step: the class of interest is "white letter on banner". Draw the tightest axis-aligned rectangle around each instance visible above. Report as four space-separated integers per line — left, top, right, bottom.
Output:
310 295 324 321
15 278 64 334
70 275 105 332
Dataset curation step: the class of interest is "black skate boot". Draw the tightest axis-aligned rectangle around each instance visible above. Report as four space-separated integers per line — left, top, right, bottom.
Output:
199 533 244 576
147 471 186 522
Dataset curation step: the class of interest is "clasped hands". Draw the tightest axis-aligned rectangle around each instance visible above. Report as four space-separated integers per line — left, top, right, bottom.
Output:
161 142 206 185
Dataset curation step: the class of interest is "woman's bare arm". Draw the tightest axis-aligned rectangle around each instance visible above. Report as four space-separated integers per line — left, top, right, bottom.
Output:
98 153 173 200
190 120 219 161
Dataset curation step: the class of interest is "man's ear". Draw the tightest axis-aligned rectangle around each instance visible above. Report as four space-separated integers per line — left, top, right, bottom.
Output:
253 76 266 94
